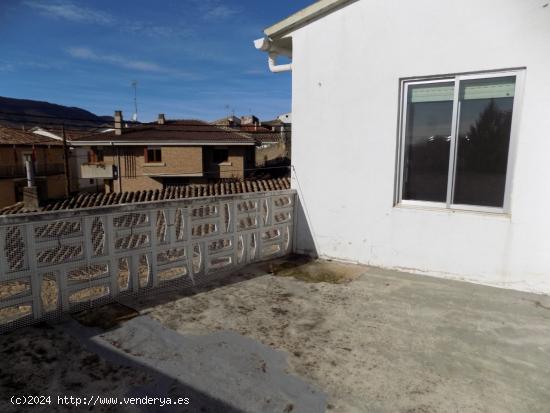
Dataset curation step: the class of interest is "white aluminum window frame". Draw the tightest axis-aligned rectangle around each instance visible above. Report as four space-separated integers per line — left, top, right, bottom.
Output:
395 69 524 214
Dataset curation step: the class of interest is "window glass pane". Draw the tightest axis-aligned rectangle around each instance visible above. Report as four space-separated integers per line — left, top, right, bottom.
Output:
453 77 515 207
402 82 454 202
147 148 161 163
213 149 229 164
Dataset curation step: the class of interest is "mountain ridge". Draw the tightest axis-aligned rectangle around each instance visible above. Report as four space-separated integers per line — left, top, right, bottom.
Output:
0 96 112 129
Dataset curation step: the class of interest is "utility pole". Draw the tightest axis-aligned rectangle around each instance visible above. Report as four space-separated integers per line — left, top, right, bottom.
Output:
62 124 71 197
117 146 122 193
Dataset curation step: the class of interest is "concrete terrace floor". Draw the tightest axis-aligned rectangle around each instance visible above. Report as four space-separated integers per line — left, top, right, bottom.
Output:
1 257 550 412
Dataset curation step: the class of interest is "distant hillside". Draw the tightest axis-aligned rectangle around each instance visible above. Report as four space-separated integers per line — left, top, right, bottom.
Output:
0 96 111 129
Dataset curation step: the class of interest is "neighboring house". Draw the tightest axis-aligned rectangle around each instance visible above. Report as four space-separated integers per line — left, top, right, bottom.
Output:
261 113 292 161
212 115 242 128
261 118 287 133
256 0 550 293
30 126 111 193
72 113 256 193
240 125 287 167
0 125 66 207
214 115 289 167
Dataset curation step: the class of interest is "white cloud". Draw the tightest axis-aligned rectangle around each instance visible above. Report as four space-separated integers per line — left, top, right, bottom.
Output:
0 59 62 72
203 5 238 20
23 0 114 25
66 47 194 78
0 63 15 72
190 0 240 21
121 21 193 39
23 1 189 38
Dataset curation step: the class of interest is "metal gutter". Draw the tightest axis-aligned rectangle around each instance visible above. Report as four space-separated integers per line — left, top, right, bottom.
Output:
264 0 356 38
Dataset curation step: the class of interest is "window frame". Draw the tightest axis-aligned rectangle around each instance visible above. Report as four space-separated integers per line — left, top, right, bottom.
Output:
395 69 524 214
145 147 162 164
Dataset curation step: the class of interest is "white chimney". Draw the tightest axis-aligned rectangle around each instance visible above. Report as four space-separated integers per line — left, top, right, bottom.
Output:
157 114 166 125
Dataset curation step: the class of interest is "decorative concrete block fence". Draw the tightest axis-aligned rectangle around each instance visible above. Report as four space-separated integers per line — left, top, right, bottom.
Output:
0 189 296 332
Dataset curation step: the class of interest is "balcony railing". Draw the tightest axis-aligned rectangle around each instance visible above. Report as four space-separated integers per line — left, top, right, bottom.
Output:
0 163 65 178
0 189 296 332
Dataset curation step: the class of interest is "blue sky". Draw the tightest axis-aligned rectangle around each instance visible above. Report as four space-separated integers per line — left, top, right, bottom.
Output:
0 0 311 122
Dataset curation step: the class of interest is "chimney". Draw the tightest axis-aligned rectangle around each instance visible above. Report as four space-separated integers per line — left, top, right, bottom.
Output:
23 156 39 209
157 113 166 125
114 111 123 135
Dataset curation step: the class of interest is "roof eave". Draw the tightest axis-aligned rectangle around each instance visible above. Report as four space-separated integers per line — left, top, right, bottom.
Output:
264 0 355 39
71 141 255 146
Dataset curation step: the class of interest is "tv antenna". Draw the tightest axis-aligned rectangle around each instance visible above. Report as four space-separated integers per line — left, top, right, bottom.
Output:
224 104 236 118
131 80 138 122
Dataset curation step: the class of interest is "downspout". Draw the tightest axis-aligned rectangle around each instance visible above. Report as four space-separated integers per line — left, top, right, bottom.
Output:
268 52 292 73
254 37 292 73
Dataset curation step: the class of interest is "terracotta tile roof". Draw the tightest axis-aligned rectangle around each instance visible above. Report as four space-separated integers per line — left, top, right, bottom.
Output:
71 120 254 145
262 119 288 126
251 133 283 144
0 125 62 146
226 125 282 144
239 125 272 133
0 177 291 215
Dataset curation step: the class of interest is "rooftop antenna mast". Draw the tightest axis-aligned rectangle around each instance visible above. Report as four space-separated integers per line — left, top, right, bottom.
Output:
131 80 138 122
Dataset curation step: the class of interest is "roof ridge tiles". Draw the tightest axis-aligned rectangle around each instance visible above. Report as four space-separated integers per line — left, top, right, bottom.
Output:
0 178 291 215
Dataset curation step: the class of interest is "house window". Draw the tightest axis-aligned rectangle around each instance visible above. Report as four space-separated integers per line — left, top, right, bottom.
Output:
212 149 229 164
96 148 104 162
145 147 162 163
397 71 520 212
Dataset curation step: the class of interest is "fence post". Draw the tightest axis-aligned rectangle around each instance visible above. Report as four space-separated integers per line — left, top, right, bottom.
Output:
106 215 119 298
150 208 160 288
24 223 42 320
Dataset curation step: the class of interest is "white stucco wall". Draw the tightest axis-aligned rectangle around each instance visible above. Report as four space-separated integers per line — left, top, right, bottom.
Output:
289 0 550 293
73 147 100 192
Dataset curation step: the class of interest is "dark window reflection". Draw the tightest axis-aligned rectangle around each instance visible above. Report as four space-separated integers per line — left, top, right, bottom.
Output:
402 83 453 202
453 77 515 207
